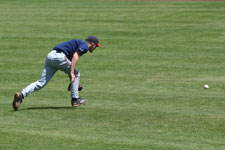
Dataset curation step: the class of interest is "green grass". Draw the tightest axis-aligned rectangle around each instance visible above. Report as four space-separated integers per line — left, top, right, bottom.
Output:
1 0 225 149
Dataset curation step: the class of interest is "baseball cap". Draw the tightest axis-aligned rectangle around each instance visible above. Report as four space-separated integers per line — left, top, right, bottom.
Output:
86 36 102 48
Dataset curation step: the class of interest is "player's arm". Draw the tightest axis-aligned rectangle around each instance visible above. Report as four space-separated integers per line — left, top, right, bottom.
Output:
70 52 80 83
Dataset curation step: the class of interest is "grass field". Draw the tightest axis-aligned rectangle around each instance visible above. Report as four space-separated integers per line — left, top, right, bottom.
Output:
1 0 225 149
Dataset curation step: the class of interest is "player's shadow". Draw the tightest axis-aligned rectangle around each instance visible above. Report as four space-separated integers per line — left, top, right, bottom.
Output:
22 106 73 110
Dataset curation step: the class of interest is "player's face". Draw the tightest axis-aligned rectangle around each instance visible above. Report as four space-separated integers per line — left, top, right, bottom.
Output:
89 43 97 53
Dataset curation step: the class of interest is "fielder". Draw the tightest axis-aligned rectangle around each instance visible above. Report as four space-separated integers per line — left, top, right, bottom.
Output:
12 36 101 111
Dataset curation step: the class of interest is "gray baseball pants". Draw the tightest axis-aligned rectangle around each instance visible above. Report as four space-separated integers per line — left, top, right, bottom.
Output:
21 50 80 99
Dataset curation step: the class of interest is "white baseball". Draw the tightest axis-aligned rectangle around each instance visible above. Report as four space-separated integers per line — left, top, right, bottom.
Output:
204 84 209 89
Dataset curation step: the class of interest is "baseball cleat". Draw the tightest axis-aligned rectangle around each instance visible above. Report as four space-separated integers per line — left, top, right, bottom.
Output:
71 97 88 108
12 92 23 111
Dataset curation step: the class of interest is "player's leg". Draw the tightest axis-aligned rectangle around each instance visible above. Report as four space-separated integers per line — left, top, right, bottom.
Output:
13 51 58 111
21 64 57 97
70 69 88 107
21 51 58 97
70 68 80 99
56 58 81 98
55 54 88 107
67 75 82 91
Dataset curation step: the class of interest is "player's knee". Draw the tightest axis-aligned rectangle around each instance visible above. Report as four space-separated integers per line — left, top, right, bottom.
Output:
36 80 47 89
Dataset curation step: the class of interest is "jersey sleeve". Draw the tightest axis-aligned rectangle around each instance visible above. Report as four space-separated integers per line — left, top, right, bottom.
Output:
77 44 88 56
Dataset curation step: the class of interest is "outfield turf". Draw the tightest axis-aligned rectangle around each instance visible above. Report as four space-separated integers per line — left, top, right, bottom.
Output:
1 0 225 149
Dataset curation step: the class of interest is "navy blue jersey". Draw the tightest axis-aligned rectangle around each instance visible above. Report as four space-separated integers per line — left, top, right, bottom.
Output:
53 39 88 60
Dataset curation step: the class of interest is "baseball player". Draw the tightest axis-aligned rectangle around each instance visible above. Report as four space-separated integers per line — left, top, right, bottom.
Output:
12 36 101 111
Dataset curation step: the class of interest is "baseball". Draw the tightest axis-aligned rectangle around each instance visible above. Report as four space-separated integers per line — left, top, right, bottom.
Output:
204 84 209 89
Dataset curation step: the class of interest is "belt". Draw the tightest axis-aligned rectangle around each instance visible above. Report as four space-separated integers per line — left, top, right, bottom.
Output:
54 49 67 56
54 49 63 53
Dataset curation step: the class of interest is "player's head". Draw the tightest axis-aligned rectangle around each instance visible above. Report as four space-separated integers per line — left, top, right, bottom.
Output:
86 36 101 53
